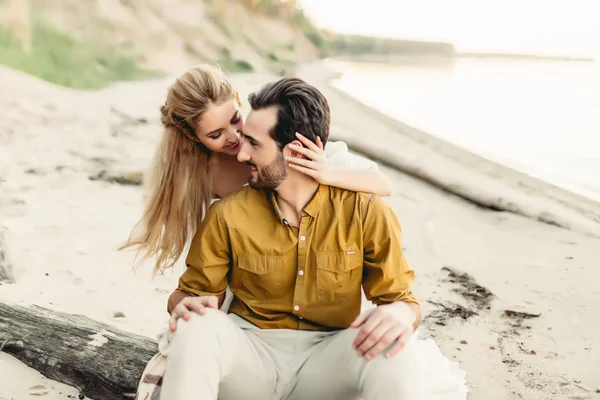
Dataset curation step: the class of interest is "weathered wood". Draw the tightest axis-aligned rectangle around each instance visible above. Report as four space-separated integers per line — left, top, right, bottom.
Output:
0 302 158 399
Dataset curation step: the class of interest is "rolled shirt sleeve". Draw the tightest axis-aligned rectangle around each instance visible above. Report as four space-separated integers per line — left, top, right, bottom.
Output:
361 195 419 305
178 201 230 297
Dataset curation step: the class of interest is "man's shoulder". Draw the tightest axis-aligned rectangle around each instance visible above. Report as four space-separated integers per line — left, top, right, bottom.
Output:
210 186 269 218
325 186 393 220
327 186 377 205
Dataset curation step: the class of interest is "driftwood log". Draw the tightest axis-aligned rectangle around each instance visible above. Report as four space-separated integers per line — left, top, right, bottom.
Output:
337 135 600 238
0 302 157 399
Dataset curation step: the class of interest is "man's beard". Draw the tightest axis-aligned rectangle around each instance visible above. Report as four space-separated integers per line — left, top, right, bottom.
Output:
248 151 287 190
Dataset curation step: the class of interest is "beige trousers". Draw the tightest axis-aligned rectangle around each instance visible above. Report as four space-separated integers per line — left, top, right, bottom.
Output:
160 309 418 400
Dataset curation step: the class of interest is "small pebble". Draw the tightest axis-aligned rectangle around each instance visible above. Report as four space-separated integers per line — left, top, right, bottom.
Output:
530 350 537 355
460 340 468 345
490 346 496 350
28 384 49 396
112 311 125 318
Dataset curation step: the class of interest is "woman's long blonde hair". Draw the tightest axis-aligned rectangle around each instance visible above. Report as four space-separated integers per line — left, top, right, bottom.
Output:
120 64 239 276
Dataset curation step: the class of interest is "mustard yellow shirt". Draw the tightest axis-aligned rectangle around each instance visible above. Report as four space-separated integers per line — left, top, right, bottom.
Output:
178 185 418 331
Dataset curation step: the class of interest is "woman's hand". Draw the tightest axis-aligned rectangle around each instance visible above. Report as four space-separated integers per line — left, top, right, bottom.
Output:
286 132 339 185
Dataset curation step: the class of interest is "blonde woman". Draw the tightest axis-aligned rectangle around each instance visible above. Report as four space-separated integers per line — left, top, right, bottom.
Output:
121 64 391 276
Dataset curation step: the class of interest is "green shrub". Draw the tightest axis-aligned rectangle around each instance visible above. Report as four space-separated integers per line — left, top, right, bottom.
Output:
0 16 156 89
219 57 254 72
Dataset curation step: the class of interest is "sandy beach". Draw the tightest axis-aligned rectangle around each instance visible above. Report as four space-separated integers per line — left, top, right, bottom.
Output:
0 62 599 399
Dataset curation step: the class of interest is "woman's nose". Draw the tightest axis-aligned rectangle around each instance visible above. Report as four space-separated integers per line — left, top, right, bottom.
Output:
237 149 249 163
226 128 240 143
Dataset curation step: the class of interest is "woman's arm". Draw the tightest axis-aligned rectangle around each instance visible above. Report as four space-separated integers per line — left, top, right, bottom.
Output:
287 134 392 196
326 168 392 197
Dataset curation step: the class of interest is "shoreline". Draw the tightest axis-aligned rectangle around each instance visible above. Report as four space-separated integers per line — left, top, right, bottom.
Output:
327 53 595 66
295 61 600 238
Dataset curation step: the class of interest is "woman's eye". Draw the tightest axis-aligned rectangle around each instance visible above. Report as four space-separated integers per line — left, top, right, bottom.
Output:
211 132 222 140
232 117 240 124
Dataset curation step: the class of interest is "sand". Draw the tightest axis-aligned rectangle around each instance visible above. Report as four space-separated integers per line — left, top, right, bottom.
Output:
0 63 598 399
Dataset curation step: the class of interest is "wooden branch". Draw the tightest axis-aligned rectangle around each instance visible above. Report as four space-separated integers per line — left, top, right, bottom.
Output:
0 302 158 399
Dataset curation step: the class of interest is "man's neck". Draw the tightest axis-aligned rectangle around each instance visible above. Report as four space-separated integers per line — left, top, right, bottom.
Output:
274 174 319 224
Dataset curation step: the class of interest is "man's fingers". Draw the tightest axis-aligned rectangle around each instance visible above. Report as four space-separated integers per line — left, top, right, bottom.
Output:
169 315 178 332
352 310 385 349
356 316 396 356
169 296 220 332
184 299 206 316
363 324 404 360
385 328 413 359
350 309 373 329
169 304 188 331
206 296 219 309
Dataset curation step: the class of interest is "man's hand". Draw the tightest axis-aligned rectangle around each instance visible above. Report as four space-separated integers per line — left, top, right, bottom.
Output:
168 295 220 333
350 302 417 360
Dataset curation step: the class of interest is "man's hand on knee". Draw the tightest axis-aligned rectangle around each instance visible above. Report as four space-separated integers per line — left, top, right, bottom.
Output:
169 295 220 333
350 302 417 361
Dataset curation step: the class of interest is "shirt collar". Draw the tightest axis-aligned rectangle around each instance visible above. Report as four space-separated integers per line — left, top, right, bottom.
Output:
268 185 328 224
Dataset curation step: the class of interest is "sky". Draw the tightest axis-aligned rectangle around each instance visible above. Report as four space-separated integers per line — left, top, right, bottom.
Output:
300 0 599 58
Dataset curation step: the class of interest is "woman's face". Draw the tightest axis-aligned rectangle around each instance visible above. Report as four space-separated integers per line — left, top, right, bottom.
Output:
195 98 244 155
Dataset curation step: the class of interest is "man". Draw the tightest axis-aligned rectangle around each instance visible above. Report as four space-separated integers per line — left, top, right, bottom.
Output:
161 77 421 400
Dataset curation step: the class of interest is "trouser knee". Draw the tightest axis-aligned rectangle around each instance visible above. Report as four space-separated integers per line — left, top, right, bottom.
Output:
335 328 417 376
171 308 231 344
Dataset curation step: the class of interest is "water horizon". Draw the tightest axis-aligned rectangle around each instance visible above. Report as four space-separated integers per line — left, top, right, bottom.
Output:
327 57 600 203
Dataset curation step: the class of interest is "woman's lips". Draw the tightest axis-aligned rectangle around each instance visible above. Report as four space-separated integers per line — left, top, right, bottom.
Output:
225 140 240 150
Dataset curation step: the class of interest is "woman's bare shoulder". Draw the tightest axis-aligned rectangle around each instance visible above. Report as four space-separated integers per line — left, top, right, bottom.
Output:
211 155 251 199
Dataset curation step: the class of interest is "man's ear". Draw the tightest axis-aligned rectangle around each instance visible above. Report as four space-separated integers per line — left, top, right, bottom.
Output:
286 139 305 159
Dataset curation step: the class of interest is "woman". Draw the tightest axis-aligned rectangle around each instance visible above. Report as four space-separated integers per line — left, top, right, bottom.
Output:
121 64 391 276
129 64 467 399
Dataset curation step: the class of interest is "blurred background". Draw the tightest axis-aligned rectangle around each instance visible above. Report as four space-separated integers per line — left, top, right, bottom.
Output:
1 1 599 398
1 0 597 200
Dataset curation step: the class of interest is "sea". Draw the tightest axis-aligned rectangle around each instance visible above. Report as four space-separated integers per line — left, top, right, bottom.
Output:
326 57 600 202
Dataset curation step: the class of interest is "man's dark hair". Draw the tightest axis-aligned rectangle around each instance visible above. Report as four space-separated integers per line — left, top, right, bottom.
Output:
248 77 330 149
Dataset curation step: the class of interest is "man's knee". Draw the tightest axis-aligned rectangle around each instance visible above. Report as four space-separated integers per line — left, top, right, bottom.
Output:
363 340 418 379
172 308 231 343
334 328 417 372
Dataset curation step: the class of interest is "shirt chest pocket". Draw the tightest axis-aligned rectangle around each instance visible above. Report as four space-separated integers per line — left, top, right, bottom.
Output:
234 254 287 299
316 251 363 302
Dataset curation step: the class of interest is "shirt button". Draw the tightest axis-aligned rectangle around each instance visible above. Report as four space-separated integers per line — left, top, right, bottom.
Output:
293 305 300 311
300 235 306 241
299 316 303 320
298 270 304 276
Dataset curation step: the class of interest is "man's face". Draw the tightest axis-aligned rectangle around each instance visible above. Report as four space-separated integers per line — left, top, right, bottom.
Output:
237 107 287 190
